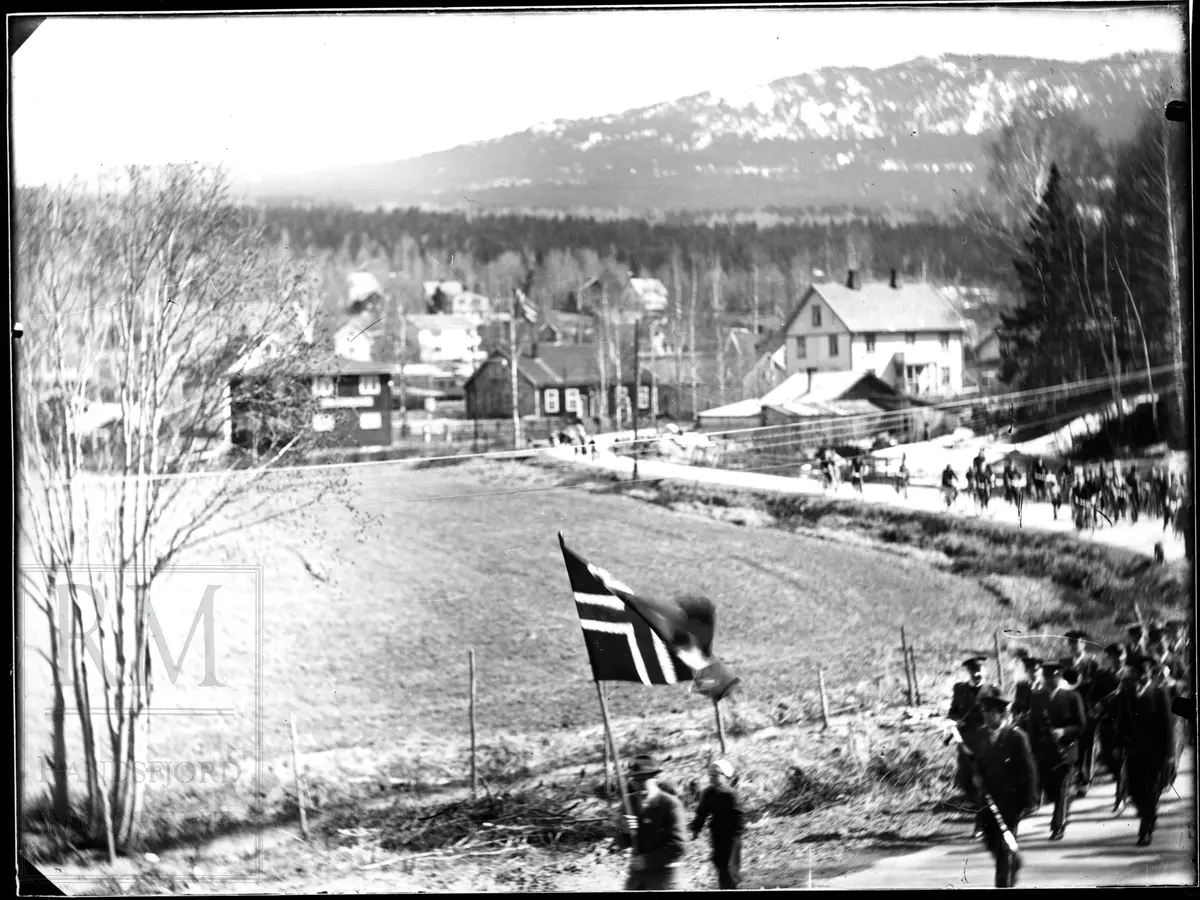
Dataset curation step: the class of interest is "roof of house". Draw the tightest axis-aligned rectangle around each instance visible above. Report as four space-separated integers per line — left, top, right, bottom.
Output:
467 344 648 389
765 398 887 419
700 371 897 420
406 314 478 332
348 272 383 305
423 280 464 299
696 398 765 420
629 278 668 298
785 281 967 335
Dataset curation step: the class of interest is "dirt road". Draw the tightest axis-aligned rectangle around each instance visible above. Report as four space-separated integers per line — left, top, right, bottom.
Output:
824 755 1196 888
546 446 1187 561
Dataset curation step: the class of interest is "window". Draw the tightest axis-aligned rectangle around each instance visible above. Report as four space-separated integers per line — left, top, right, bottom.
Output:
543 389 560 414
828 335 839 357
312 376 335 398
939 332 950 351
905 332 916 345
565 388 580 413
796 336 807 359
312 413 335 432
811 304 822 327
865 333 876 353
638 385 650 410
942 367 951 388
358 374 381 396
359 412 382 430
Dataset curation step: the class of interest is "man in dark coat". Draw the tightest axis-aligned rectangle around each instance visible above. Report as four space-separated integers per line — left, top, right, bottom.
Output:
690 759 746 889
1116 654 1177 846
967 690 1038 888
1027 661 1086 840
948 655 992 816
1090 642 1129 812
1009 654 1043 734
617 754 688 890
1061 630 1100 797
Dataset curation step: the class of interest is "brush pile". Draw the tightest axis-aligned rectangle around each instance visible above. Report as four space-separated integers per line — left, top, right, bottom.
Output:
321 786 615 856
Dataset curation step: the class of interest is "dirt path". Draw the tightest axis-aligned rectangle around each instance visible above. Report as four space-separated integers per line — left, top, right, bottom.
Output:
824 755 1196 888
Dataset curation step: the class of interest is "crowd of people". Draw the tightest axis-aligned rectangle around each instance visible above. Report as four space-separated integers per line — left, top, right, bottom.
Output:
934 449 1191 536
946 620 1193 888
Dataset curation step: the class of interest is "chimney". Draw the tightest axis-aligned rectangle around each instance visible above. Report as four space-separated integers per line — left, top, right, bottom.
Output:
530 338 539 359
846 269 858 290
890 268 898 289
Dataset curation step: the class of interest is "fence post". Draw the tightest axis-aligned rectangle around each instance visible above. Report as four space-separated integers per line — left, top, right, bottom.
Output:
469 649 478 800
817 666 831 730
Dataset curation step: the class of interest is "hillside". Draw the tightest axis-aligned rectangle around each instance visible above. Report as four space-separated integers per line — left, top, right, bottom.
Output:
244 51 1179 214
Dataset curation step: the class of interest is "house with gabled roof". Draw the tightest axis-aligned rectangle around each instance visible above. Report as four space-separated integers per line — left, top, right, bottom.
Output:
463 343 653 423
697 370 908 432
778 269 967 398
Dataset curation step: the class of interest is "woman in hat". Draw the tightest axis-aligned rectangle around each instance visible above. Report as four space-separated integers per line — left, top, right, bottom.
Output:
971 690 1037 888
618 754 688 891
690 759 746 890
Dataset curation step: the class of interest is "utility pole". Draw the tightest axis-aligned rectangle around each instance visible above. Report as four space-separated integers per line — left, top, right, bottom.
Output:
689 256 699 423
398 309 408 438
632 318 640 480
510 288 522 450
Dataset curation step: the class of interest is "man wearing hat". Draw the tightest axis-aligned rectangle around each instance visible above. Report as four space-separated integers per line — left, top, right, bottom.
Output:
618 754 688 890
690 759 746 890
948 656 993 813
1027 661 1086 840
1061 630 1099 797
1090 642 1130 813
968 688 1038 888
1009 653 1044 735
1115 654 1176 846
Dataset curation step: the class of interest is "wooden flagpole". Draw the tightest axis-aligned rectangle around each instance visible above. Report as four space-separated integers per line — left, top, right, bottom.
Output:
712 699 727 754
595 682 635 824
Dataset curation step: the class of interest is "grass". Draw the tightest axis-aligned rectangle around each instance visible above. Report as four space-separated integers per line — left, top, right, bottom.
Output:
18 456 1192 886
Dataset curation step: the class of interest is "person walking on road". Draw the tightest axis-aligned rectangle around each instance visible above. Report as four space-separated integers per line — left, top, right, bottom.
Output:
1062 630 1100 798
969 690 1038 888
949 655 992 822
1090 642 1130 813
617 754 688 891
690 759 746 890
1027 661 1086 840
1116 654 1176 846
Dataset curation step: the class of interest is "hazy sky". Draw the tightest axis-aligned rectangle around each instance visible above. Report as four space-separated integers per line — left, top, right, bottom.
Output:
11 6 1186 186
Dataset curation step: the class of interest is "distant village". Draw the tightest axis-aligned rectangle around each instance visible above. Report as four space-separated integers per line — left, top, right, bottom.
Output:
225 268 1009 454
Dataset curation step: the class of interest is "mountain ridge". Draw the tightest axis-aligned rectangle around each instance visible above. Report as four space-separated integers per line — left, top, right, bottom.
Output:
245 50 1180 215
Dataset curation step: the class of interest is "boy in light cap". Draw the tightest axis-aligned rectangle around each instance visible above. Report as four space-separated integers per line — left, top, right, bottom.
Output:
691 758 746 889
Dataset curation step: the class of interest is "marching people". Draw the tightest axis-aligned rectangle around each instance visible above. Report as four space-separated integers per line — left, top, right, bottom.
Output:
941 463 960 508
1090 642 1130 813
1116 654 1176 846
967 689 1038 888
617 754 688 891
948 655 992 821
1027 661 1086 840
690 759 746 890
1062 630 1100 798
1033 458 1048 503
1045 469 1062 520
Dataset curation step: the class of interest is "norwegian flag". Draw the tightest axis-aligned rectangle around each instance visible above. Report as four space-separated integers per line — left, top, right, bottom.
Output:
558 533 739 700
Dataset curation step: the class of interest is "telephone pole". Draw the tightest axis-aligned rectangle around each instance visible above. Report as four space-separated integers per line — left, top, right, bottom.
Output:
632 318 640 481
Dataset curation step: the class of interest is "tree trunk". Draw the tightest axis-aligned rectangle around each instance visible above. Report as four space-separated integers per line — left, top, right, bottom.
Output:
44 566 71 826
1163 131 1187 448
689 258 699 423
672 250 683 418
712 259 726 407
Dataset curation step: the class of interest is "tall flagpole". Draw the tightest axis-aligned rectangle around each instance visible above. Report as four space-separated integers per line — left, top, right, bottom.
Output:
595 682 635 825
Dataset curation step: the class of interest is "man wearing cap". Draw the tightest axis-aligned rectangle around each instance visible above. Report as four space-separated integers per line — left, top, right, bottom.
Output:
968 689 1038 887
1061 630 1100 798
948 656 993 813
690 759 746 890
1115 654 1176 846
1027 661 1086 840
1009 654 1044 734
618 754 688 890
1090 643 1130 812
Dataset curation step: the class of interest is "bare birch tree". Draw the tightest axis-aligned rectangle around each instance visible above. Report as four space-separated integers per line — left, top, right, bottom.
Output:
16 165 355 854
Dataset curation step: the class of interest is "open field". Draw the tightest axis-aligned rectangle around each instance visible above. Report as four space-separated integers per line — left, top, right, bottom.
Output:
19 457 1195 890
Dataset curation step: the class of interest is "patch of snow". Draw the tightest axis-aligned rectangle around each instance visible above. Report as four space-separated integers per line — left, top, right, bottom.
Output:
578 131 604 151
693 133 714 151
799 99 834 137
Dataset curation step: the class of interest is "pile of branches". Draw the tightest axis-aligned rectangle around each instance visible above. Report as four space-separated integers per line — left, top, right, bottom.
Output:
320 787 613 858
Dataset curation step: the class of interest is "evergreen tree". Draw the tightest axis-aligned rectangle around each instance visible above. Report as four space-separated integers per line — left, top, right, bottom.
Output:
999 163 1083 389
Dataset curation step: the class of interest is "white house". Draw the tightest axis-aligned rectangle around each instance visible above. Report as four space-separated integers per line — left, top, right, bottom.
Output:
625 278 670 315
778 270 967 398
405 314 482 365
